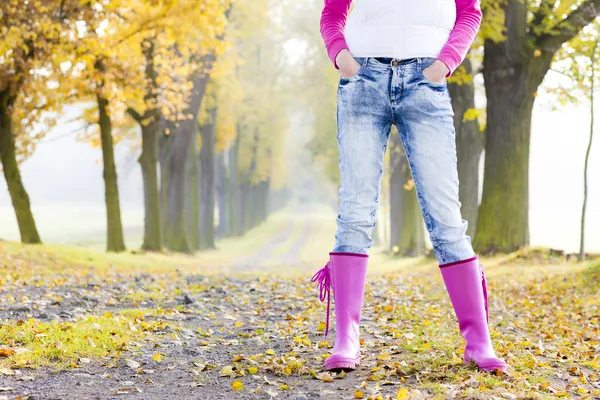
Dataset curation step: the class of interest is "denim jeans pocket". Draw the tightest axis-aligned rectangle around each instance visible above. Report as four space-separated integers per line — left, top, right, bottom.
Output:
419 57 446 87
339 57 366 84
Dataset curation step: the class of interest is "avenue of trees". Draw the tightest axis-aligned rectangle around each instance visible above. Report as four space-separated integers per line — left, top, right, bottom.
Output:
1 0 290 253
1 0 597 259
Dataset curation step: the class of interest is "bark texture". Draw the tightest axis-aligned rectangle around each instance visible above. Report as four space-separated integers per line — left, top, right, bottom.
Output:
447 57 483 239
0 90 42 244
389 134 425 256
97 93 126 252
198 107 216 250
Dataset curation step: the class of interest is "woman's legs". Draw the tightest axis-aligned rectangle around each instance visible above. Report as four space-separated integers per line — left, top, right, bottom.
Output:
316 57 392 371
392 57 507 372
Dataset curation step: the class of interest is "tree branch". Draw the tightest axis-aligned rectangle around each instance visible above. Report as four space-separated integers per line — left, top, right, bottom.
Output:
126 107 142 122
535 0 600 52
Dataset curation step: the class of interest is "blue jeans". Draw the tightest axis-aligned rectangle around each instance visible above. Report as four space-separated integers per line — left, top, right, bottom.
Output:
333 56 475 264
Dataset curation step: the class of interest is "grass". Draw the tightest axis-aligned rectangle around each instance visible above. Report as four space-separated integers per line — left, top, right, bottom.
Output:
0 314 142 370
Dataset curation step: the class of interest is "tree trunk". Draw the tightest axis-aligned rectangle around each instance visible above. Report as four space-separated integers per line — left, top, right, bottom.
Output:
0 91 42 244
97 94 126 252
199 107 216 250
229 134 243 236
158 133 170 246
133 39 162 252
165 71 212 253
389 134 424 256
261 180 270 222
241 184 249 232
580 41 597 262
187 136 200 251
215 151 229 237
447 57 483 239
372 215 381 247
242 127 260 231
475 0 557 254
139 119 162 251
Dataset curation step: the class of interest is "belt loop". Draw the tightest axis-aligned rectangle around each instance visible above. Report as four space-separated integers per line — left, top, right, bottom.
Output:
362 57 369 67
416 57 422 71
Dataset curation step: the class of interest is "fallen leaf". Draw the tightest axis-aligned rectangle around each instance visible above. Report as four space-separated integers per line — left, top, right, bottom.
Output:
125 359 141 369
0 368 15 376
396 388 409 399
320 372 333 382
0 349 16 358
232 380 243 391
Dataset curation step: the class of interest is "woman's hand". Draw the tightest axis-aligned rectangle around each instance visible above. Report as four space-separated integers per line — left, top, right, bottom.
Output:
336 49 361 79
423 60 450 84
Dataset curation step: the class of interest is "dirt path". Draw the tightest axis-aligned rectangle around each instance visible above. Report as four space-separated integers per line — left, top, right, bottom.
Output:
1 234 600 399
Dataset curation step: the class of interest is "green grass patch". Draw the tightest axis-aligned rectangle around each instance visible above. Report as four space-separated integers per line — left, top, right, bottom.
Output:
0 314 143 370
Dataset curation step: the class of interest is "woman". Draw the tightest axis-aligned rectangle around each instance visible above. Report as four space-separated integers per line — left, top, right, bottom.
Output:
311 0 508 373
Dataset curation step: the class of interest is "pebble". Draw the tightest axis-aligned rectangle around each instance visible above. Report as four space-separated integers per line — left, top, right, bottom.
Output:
182 293 196 305
293 394 308 400
8 304 32 312
248 337 265 346
500 394 517 400
37 312 61 321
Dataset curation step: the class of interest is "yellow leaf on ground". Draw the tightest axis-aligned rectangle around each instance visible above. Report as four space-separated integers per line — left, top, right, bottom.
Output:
0 349 16 358
220 366 234 376
377 352 391 361
354 390 365 399
320 372 333 382
152 353 162 362
317 322 326 331
396 388 409 399
232 381 243 391
418 343 432 352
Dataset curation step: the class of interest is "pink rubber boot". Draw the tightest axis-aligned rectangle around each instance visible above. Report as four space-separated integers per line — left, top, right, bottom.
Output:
312 252 368 371
440 256 508 373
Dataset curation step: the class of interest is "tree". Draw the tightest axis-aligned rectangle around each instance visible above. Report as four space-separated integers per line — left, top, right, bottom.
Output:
448 62 485 239
446 0 506 238
388 132 425 256
475 0 600 253
127 39 162 252
0 1 88 244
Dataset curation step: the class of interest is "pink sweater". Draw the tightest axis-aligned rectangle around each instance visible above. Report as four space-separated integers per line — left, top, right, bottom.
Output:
320 0 482 76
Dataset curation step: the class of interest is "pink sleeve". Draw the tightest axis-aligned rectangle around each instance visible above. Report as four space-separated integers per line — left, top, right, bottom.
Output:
437 0 482 77
320 0 352 70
